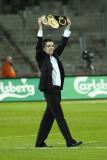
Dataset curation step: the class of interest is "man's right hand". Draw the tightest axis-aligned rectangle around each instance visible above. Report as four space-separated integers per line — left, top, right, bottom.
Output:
38 17 43 29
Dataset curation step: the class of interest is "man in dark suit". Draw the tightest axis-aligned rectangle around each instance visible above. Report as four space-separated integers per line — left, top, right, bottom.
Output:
35 16 82 147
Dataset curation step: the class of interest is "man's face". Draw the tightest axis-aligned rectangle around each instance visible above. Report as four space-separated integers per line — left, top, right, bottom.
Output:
44 41 55 55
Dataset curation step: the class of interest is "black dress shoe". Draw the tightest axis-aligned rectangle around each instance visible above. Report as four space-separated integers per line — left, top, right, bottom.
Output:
35 142 48 147
67 141 83 147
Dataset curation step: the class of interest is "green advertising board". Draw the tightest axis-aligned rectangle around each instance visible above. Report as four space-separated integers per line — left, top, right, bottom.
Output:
62 76 107 100
0 78 44 102
0 76 107 102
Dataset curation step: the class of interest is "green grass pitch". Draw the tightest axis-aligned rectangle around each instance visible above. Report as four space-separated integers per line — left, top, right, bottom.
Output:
0 100 107 160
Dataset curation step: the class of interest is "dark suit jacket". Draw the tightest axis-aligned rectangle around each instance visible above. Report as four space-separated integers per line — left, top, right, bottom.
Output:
36 36 69 92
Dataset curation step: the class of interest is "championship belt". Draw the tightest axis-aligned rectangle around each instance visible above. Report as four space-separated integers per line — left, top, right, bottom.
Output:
41 15 67 28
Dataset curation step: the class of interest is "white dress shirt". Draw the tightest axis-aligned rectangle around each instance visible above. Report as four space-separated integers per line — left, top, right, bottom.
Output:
50 56 61 86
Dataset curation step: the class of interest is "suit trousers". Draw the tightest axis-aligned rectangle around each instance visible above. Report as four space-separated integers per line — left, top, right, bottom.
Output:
35 90 74 146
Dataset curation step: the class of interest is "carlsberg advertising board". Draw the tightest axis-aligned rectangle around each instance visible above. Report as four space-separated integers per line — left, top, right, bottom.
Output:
0 76 107 102
0 78 43 102
62 76 107 99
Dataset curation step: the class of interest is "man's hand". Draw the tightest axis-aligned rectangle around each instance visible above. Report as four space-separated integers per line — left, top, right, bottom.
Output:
65 18 71 30
38 17 43 30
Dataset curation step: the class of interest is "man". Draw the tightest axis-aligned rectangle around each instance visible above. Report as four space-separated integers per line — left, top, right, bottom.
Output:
1 56 16 78
82 49 95 75
35 16 82 147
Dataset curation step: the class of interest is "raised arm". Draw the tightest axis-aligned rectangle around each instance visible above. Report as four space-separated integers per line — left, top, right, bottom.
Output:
54 18 71 57
36 17 45 62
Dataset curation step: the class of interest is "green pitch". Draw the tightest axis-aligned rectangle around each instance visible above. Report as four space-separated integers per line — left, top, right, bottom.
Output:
0 100 107 160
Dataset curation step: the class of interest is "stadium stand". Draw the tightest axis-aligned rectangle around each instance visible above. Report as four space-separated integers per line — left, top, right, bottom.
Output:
0 0 107 76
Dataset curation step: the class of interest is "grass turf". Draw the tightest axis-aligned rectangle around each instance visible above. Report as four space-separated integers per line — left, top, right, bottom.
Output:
0 100 107 160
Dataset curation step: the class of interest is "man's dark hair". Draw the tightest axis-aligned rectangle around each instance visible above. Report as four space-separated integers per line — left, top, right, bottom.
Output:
42 38 53 48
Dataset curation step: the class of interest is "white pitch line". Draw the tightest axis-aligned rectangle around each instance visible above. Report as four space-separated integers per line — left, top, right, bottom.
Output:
0 135 100 146
83 141 97 144
0 133 60 140
0 135 106 149
0 134 35 139
52 141 97 145
0 146 107 150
